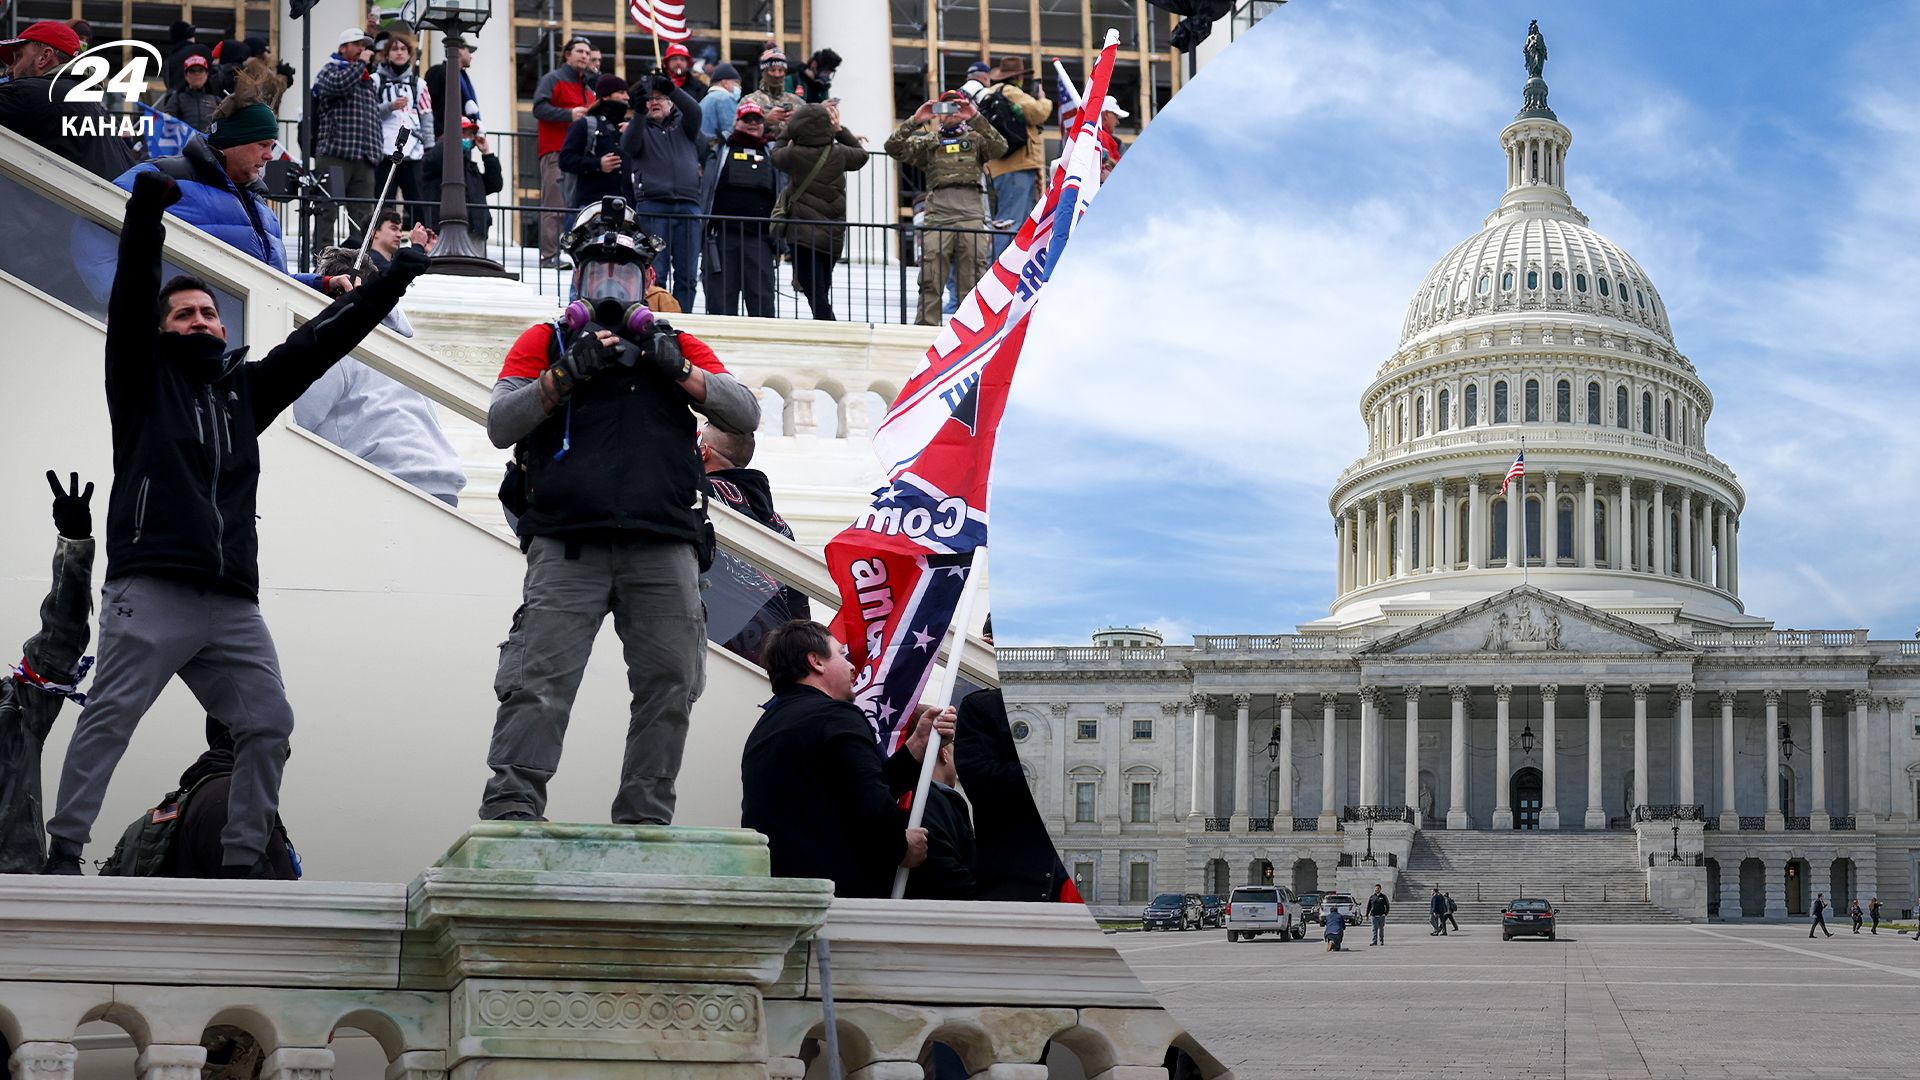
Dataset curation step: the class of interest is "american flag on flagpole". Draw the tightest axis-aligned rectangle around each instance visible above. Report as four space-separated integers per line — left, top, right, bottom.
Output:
1501 450 1526 496
628 0 689 41
1053 58 1082 137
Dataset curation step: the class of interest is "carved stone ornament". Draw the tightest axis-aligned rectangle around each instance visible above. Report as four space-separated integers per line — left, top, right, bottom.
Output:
1105 702 1125 716
1479 598 1565 652
471 987 759 1035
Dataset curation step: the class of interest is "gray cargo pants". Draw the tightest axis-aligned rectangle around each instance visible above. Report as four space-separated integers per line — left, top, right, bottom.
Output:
48 575 294 867
479 536 706 824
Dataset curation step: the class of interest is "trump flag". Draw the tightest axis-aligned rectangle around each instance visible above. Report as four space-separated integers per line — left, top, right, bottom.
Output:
827 29 1121 751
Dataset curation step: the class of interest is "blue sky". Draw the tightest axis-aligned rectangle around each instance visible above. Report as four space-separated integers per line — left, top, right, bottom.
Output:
992 1 1920 645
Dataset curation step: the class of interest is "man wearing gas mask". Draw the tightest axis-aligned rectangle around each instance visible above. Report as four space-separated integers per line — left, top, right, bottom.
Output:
479 198 760 826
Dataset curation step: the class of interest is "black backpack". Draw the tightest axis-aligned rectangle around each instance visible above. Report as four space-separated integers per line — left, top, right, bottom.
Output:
97 775 216 877
977 88 1028 159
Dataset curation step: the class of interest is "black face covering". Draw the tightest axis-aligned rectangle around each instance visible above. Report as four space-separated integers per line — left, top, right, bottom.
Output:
596 99 629 124
155 331 232 383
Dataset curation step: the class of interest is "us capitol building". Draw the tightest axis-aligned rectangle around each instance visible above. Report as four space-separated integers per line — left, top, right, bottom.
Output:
1000 27 1920 923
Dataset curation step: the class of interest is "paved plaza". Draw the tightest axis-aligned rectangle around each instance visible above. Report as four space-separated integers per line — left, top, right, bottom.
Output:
1113 921 1920 1079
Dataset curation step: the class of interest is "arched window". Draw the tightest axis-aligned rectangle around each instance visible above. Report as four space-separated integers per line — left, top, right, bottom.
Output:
1557 497 1576 563
1415 395 1426 437
1502 270 1515 291
1669 513 1681 574
1587 381 1602 425
1680 404 1689 446
1478 273 1491 295
1575 272 1588 293
1618 279 1630 303
1388 516 1400 575
1662 399 1673 440
1615 386 1629 429
1637 288 1647 309
1411 509 1422 565
1641 391 1654 435
1494 381 1509 423
1551 270 1565 290
1594 501 1609 566
1464 385 1479 426
1397 404 1406 443
1456 501 1472 563
1599 277 1611 298
1491 498 1509 563
1526 269 1539 290
1524 496 1542 563
1555 379 1572 422
1524 379 1540 422
1438 388 1451 431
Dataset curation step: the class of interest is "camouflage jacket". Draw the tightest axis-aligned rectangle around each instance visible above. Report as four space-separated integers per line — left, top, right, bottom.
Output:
886 112 1007 192
0 536 94 873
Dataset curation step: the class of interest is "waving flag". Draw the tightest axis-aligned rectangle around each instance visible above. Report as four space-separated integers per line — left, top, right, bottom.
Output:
137 102 199 159
1501 450 1526 496
828 29 1121 752
1054 58 1083 137
628 0 690 42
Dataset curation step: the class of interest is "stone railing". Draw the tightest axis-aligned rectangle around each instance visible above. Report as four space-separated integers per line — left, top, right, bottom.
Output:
1342 805 1416 824
1785 816 1811 831
1832 816 1857 831
1249 818 1275 833
0 825 1218 1080
1293 817 1322 832
1738 816 1767 831
1632 804 1706 822
1204 817 1231 833
1191 633 1370 654
1690 629 1868 649
995 646 1176 664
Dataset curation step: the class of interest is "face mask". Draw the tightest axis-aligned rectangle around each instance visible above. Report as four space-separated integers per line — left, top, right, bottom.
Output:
462 138 473 151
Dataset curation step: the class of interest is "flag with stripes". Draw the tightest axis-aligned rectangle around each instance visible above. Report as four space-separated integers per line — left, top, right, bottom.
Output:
1054 58 1082 137
830 29 1121 752
627 0 689 42
1501 450 1526 496
136 102 199 159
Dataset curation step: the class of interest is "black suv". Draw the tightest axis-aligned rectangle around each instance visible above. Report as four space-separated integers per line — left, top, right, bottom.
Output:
1142 892 1203 931
1198 894 1226 928
1296 892 1323 925
1502 897 1558 941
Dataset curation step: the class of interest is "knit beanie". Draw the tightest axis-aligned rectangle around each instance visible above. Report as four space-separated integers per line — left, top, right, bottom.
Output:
207 102 280 148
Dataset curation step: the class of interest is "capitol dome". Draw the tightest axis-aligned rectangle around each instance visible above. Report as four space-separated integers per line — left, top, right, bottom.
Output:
1312 52 1762 635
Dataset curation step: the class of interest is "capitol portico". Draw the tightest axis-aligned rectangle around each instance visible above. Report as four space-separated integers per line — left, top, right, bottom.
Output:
999 28 1920 924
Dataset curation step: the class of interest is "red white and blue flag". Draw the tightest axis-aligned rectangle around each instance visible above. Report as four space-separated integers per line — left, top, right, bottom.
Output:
628 0 690 42
828 29 1122 752
1054 58 1083 138
1501 450 1526 496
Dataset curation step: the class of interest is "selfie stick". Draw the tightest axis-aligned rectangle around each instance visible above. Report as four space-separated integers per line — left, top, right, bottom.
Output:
353 126 412 274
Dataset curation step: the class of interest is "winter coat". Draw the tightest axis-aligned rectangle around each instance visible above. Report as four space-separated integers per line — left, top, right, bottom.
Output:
292 359 467 502
698 131 779 220
311 52 384 162
741 685 922 899
953 688 1067 902
620 84 703 203
904 782 977 901
698 84 738 147
157 83 224 133
100 177 418 601
373 62 432 160
1430 893 1447 915
162 42 209 97
743 82 806 142
165 724 297 879
558 102 632 206
0 73 139 180
531 65 595 157
768 104 868 256
1366 893 1391 917
884 113 1004 225
419 144 503 239
0 536 94 874
982 81 1052 177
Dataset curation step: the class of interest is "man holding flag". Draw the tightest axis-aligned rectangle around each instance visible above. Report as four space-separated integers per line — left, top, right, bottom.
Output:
817 30 1123 898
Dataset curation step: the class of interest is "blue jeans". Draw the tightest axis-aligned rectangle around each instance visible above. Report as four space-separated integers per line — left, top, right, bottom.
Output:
635 197 701 312
989 169 1039 259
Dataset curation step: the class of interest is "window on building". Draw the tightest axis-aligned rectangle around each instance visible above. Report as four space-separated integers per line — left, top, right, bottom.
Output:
1012 720 1031 741
1576 272 1588 292
1491 498 1509 562
1525 497 1542 563
1558 498 1575 563
1502 270 1515 290
1478 273 1490 295
1465 385 1479 426
1526 269 1539 290
1637 288 1647 309
1616 386 1629 429
1133 718 1153 740
1075 783 1096 823
1438 388 1451 431
1594 502 1609 566
1388 517 1400 575
1077 719 1098 741
1681 405 1690 446
1599 277 1611 297
1669 515 1681 574
1642 391 1654 435
1131 782 1153 823
1663 399 1673 440
1416 395 1426 437
1494 381 1509 423
1588 382 1602 424
1524 379 1540 422
1398 404 1407 443
1411 510 1422 564
1555 380 1571 423
1457 502 1472 563
1618 279 1630 303
1128 862 1150 903
1551 270 1564 290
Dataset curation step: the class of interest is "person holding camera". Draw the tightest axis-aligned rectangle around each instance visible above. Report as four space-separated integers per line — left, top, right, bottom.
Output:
621 75 704 313
478 198 759 826
44 170 428 877
884 90 1006 326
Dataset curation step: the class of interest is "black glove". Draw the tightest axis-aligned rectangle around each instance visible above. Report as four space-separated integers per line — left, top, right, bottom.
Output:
46 470 93 540
128 169 181 214
648 74 676 99
640 323 691 384
386 243 431 284
556 329 631 388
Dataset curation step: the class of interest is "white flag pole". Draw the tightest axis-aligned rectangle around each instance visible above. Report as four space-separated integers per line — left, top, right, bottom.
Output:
889 547 988 899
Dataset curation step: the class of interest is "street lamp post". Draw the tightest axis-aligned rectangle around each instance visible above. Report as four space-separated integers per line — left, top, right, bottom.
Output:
408 0 508 276
1669 822 1682 863
1361 824 1376 866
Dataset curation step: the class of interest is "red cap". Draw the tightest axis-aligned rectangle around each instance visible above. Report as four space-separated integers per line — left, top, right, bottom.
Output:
184 53 209 69
0 19 83 65
940 89 968 103
460 116 479 131
735 100 765 119
664 42 690 60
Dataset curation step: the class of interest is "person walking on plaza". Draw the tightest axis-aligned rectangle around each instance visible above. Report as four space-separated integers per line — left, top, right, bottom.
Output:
43 171 427 877
979 56 1051 259
478 200 758 825
1324 905 1346 952
885 91 1005 326
1444 890 1461 932
1850 898 1864 933
1869 896 1882 934
1810 893 1833 937
1429 886 1448 936
1367 883 1390 945
770 100 868 321
623 76 705 312
532 36 597 268
311 23 389 250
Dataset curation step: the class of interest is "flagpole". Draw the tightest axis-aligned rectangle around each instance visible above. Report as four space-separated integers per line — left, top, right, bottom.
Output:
889 547 987 899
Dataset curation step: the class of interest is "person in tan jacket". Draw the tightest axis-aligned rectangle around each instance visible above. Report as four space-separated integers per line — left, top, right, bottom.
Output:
979 56 1052 258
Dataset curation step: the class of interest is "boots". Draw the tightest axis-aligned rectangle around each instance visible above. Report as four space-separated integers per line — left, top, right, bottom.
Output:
41 837 83 875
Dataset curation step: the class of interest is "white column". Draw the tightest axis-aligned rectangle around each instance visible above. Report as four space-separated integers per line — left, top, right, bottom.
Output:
1359 687 1380 806
1679 489 1694 581
1403 686 1422 818
1543 471 1559 565
1467 476 1484 569
261 1048 335 1080
1431 478 1445 571
1764 688 1783 829
1719 691 1738 830
1677 684 1696 810
1187 696 1203 820
138 1046 210 1080
1581 472 1597 568
1356 502 1371 587
1277 693 1296 821
1375 492 1391 582
1492 684 1513 829
1617 477 1632 572
1540 684 1560 829
1713 505 1729 589
1652 484 1667 575
1728 513 1740 593
1335 515 1348 595
1810 690 1829 829
1585 683 1606 829
10 1043 79 1080
1448 685 1469 829
1850 690 1869 820
1506 475 1522 567
1232 693 1251 823
1198 696 1215 816
1399 486 1414 576
1320 697 1339 829
1886 697 1908 821
1631 684 1650 811
810 0 896 231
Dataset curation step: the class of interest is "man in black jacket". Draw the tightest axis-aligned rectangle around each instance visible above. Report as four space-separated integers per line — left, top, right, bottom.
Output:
1366 883 1390 945
741 620 953 898
953 687 1072 901
165 718 298 879
0 473 96 874
904 740 977 900
43 170 427 877
0 20 138 181
559 75 634 208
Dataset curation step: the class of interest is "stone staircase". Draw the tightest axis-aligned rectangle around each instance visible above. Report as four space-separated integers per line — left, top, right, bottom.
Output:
1397 831 1694 925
